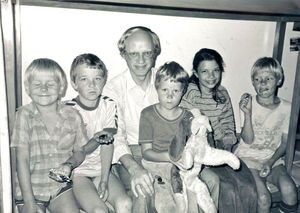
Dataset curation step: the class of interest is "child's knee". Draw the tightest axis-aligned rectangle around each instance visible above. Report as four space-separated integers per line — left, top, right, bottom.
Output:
115 195 132 210
279 175 297 194
90 206 109 213
257 192 271 208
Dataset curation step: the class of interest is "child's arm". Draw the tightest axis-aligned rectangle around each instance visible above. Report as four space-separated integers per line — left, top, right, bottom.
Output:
239 93 254 144
141 143 170 162
16 147 38 212
260 133 287 177
54 149 86 178
84 129 115 154
219 89 237 149
99 143 114 201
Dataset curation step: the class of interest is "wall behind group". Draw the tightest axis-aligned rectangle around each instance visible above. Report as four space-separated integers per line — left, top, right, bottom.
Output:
20 5 299 131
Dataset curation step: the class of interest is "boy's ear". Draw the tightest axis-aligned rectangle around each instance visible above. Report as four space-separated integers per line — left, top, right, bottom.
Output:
70 80 78 91
24 84 30 96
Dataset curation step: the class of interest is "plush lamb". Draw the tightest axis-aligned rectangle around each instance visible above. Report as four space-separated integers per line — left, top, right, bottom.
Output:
169 108 240 213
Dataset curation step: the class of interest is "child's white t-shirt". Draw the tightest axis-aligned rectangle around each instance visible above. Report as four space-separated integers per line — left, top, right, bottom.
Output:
235 95 291 170
66 96 117 177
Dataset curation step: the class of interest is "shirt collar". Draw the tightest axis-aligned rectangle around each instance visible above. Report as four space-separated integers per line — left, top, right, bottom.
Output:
125 68 156 91
73 95 101 111
28 101 64 119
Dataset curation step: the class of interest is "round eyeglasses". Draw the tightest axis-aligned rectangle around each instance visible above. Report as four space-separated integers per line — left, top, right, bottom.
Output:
126 51 154 60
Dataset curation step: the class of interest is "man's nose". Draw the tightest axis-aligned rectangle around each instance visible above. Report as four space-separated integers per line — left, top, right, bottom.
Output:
137 53 145 63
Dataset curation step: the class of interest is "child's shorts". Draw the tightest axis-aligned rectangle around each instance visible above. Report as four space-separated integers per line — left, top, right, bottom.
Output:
15 183 72 210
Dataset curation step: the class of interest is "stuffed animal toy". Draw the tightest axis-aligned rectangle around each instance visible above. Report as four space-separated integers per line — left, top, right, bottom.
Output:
169 108 240 213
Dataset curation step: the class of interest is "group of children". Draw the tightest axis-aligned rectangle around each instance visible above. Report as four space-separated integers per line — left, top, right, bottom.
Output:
12 48 298 213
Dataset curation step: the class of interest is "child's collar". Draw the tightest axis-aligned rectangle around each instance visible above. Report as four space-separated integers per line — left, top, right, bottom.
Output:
73 95 101 111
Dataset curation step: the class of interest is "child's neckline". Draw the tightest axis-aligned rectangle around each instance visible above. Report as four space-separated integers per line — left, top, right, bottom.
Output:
73 95 101 111
154 104 184 122
255 95 281 110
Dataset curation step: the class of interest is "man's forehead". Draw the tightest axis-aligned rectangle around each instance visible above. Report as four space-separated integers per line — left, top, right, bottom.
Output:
125 30 154 49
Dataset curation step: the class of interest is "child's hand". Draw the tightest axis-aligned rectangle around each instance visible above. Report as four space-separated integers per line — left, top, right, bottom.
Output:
98 181 109 201
93 130 114 145
49 163 72 183
22 202 44 213
259 164 271 177
239 93 252 115
223 132 237 151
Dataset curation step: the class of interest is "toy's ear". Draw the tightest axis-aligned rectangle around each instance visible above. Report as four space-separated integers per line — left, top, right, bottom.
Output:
169 120 187 162
169 135 184 162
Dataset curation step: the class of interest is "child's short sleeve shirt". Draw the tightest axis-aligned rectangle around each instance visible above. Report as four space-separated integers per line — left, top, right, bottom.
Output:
235 96 291 170
67 95 118 177
11 102 87 201
138 105 192 152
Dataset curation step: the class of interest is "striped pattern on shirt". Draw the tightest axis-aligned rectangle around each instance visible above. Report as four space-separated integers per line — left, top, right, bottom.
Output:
11 102 87 201
181 83 236 141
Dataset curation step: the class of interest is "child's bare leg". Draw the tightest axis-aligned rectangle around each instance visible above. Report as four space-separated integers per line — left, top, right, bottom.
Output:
48 188 80 213
107 172 132 213
268 165 298 212
72 176 108 213
250 169 271 213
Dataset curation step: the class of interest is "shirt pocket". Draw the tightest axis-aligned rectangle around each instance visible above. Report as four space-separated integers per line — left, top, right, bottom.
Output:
57 129 76 150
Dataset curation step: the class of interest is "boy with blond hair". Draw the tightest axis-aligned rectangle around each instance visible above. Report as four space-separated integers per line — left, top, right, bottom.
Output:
68 53 132 213
11 58 86 213
235 57 298 213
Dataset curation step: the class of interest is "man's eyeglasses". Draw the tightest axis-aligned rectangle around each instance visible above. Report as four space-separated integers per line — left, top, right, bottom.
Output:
126 51 154 60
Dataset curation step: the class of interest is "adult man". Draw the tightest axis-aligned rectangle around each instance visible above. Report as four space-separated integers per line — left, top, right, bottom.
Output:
103 26 220 213
103 26 159 212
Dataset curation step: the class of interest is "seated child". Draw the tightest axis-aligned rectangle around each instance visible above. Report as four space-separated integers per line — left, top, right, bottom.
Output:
11 58 86 213
235 57 298 213
181 48 257 213
139 61 193 213
68 53 132 213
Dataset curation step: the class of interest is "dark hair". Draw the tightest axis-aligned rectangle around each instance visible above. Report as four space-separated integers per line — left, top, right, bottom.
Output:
155 61 189 94
191 48 226 104
70 53 108 83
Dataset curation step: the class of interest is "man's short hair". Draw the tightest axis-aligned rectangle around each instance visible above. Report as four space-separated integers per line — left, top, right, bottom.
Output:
118 26 161 57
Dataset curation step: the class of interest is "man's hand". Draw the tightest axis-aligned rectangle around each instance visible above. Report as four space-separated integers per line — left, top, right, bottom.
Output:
98 181 109 202
131 167 154 198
